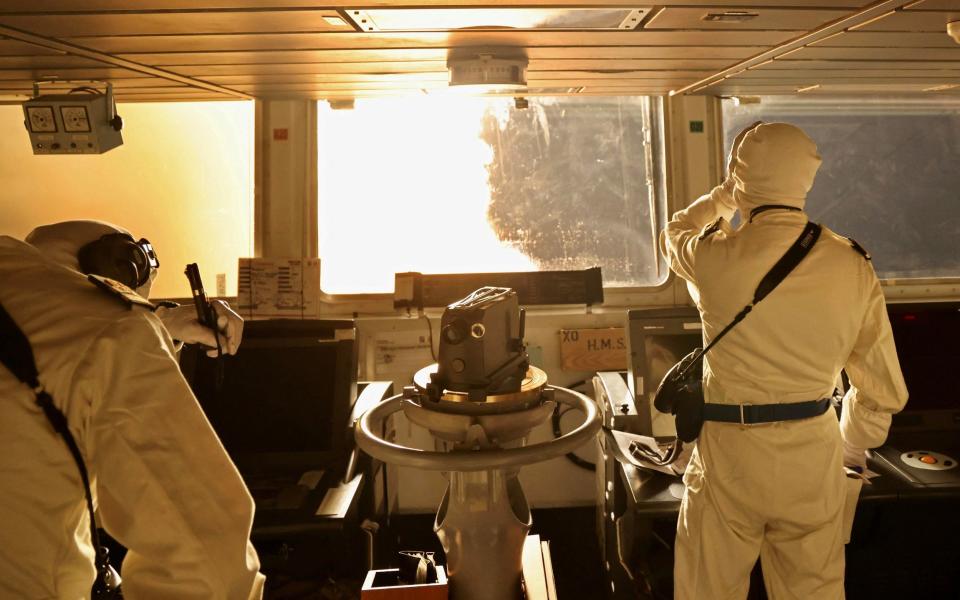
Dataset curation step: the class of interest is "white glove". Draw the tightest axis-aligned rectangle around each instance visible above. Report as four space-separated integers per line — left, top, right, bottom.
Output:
155 300 244 356
842 440 868 473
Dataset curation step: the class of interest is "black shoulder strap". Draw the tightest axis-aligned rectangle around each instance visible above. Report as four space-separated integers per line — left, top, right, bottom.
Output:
0 303 110 573
748 204 803 223
752 220 821 305
683 221 822 373
0 303 41 388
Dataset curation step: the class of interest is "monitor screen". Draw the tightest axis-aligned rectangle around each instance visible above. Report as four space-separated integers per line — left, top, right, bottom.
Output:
626 307 702 437
887 303 960 412
180 319 357 465
626 303 960 436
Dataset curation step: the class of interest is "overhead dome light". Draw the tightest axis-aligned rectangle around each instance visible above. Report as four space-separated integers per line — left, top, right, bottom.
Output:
448 55 527 89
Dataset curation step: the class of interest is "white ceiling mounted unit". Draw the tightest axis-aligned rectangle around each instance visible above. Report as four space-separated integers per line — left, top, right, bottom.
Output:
448 55 528 90
346 8 650 32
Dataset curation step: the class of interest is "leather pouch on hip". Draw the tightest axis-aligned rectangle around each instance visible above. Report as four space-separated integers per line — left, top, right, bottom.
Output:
654 348 705 443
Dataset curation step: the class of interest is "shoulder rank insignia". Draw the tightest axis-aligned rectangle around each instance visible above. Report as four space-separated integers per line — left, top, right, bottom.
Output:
87 274 157 311
847 238 871 261
698 217 725 241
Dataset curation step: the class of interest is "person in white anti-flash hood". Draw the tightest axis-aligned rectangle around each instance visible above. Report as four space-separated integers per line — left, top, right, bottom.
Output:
0 220 263 599
661 122 908 599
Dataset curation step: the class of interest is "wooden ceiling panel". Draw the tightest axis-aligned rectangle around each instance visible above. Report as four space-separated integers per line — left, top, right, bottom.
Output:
0 77 184 90
770 59 960 70
0 38 68 55
787 46 960 60
0 1 871 11
0 2 957 100
0 76 204 100
202 70 714 85
855 9 960 32
645 7 850 31
209 72 449 85
66 30 799 54
0 83 200 97
115 96 237 103
122 46 759 68
739 68 960 80
812 31 960 47
582 86 692 93
229 78 693 93
131 49 445 66
0 68 153 80
733 77 959 85
0 55 116 69
0 11 349 37
532 70 714 80
0 1 329 10
711 82 960 94
176 61 447 75
737 69 960 85
906 0 960 9
169 58 734 76
113 93 236 103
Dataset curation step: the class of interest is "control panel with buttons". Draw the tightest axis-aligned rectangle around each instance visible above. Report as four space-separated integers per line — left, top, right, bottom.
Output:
900 451 957 472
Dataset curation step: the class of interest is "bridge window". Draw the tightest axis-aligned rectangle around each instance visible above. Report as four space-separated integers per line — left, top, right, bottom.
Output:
317 96 667 294
722 96 960 280
0 101 254 298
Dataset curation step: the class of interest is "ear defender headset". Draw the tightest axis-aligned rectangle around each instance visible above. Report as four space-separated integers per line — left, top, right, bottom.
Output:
77 233 160 289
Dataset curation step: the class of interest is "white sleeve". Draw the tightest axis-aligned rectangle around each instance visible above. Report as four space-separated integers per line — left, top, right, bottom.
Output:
80 314 265 600
840 270 909 449
660 180 738 283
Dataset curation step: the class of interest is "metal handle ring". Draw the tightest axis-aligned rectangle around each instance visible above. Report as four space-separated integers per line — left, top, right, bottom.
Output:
355 386 600 472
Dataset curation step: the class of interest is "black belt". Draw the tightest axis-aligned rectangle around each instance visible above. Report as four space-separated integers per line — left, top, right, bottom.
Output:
703 398 832 425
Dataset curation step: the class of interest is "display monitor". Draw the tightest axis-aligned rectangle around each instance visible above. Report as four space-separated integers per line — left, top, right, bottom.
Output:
628 303 960 436
626 307 702 438
179 319 357 469
887 302 960 430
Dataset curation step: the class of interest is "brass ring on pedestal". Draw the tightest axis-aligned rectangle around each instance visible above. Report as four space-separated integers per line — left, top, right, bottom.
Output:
412 364 547 405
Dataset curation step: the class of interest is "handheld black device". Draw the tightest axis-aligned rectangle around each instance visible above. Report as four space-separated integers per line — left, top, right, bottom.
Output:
184 263 217 329
184 263 223 361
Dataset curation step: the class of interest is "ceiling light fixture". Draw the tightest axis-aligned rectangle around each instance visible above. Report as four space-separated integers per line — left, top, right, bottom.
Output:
448 54 527 90
346 7 649 32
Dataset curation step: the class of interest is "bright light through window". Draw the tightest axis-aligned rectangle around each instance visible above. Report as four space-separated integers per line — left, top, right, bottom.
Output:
0 101 254 299
319 96 533 295
318 95 666 294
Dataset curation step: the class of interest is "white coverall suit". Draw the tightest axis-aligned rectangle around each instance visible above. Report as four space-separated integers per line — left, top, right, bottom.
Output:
661 123 908 599
0 235 265 599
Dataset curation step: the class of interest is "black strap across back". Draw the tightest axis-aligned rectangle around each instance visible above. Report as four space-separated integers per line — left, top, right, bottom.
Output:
0 302 120 596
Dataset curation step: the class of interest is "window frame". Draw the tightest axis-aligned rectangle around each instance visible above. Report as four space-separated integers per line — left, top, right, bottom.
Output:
310 94 679 311
718 94 960 292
